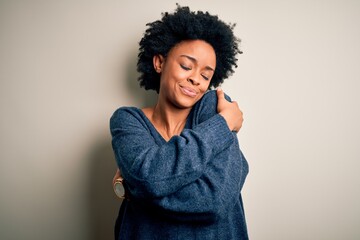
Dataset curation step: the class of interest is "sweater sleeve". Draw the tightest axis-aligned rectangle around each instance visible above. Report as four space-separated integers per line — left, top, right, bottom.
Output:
149 91 248 222
150 136 247 223
110 106 234 198
110 90 247 222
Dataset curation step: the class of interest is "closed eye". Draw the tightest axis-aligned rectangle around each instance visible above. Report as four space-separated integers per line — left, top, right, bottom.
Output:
180 64 191 71
201 74 209 81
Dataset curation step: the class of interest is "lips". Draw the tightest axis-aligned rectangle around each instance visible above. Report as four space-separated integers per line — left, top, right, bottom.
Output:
180 86 197 97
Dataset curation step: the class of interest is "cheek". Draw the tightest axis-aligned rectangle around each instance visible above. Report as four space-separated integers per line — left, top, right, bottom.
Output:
174 70 189 81
201 80 211 91
168 65 190 81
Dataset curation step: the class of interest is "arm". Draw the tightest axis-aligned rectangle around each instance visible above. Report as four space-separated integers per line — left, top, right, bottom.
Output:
110 90 247 221
110 106 234 198
150 137 247 222
149 90 247 221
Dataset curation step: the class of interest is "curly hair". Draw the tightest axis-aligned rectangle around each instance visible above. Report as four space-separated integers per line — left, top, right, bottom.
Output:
137 5 242 92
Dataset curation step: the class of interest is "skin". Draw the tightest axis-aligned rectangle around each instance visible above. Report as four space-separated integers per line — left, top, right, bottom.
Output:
143 40 216 141
113 39 243 186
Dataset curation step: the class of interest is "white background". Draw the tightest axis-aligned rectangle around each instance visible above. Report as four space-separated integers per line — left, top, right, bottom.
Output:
1 0 359 239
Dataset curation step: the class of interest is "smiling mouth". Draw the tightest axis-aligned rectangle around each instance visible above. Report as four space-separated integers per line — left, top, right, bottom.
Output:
180 86 197 97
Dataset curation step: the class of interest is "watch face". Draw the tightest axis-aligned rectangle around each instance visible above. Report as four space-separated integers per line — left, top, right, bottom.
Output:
113 179 125 199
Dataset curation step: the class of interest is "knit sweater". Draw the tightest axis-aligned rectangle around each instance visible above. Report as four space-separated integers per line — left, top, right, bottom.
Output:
110 90 249 239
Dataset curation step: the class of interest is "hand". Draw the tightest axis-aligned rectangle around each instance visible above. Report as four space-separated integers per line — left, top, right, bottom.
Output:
217 88 243 132
113 168 127 199
113 168 123 185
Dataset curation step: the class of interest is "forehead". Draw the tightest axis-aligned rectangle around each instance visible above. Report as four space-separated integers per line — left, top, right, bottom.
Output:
168 40 216 67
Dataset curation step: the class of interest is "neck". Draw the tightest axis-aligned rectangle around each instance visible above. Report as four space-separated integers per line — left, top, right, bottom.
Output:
150 100 191 141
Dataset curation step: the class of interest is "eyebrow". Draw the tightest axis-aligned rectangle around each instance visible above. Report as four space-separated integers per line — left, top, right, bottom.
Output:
180 55 215 72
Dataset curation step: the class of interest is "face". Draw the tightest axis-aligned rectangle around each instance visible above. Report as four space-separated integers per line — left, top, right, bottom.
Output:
154 40 216 109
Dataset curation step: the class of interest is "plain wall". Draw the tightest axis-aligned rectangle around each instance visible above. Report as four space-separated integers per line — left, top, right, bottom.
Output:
1 0 359 239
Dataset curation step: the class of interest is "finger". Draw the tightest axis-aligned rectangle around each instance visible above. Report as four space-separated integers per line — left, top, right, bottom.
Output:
216 88 225 100
113 169 121 184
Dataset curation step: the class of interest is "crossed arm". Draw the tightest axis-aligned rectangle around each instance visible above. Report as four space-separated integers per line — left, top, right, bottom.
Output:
110 89 245 222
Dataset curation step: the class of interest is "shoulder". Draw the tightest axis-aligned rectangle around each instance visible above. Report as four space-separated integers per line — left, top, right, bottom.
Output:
110 106 137 121
201 90 218 105
190 90 232 124
193 90 217 114
110 106 143 131
197 90 232 108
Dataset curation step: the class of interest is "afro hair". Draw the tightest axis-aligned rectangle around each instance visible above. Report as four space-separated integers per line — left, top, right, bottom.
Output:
137 4 242 92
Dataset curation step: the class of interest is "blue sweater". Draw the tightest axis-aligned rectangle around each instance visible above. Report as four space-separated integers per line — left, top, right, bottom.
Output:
110 90 249 239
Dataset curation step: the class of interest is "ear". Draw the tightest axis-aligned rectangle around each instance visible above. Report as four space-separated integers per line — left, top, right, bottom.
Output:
153 55 164 73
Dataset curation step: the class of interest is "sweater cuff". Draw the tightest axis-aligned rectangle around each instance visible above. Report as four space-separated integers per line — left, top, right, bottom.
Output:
193 114 234 154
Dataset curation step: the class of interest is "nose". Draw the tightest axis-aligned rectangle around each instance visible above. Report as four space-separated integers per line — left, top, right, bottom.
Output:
187 76 200 86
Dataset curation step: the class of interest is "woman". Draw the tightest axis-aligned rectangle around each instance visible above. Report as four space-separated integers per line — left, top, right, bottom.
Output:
110 5 249 239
